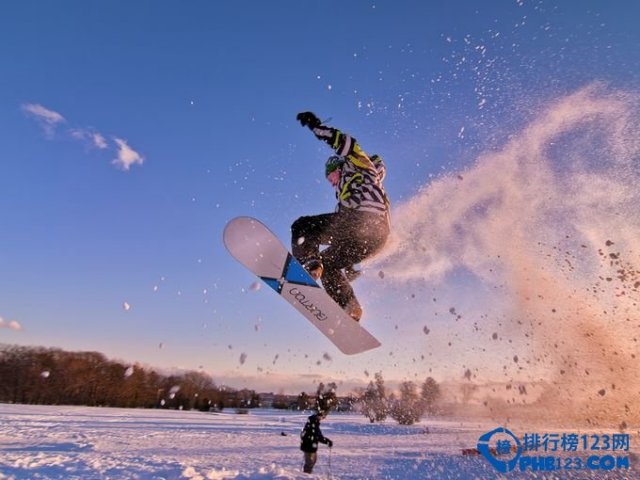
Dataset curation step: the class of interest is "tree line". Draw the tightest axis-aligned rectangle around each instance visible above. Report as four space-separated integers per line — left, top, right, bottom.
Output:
0 345 441 425
0 344 256 411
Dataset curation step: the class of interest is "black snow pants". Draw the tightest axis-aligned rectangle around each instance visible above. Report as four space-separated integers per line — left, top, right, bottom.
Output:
291 209 389 308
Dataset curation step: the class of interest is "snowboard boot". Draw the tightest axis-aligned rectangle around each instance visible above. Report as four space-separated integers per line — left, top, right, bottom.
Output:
344 297 363 322
303 259 324 281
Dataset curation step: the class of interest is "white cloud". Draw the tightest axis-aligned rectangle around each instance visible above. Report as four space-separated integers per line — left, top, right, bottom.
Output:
22 102 145 171
69 129 84 140
93 132 108 149
70 128 109 149
112 138 144 171
21 103 66 137
0 316 23 331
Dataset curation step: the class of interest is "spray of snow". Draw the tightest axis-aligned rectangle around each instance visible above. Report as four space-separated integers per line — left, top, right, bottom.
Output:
373 84 640 424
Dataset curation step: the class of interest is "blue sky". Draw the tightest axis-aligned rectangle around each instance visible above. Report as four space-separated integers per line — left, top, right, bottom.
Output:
1 1 639 393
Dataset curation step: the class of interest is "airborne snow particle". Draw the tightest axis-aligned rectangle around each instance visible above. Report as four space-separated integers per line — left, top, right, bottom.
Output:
423 326 430 335
240 353 248 365
124 366 134 377
492 333 498 340
323 353 332 362
296 236 305 246
41 371 50 379
378 270 385 279
513 355 519 363
122 302 131 311
598 389 606 396
249 281 261 291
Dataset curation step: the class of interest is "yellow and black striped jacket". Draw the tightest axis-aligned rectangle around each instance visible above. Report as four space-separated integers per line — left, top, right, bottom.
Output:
311 124 390 218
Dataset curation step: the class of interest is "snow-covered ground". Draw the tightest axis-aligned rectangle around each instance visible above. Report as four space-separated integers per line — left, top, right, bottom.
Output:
0 404 637 479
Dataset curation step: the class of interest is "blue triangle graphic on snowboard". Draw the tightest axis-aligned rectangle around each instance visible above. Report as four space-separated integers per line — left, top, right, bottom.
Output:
262 277 283 293
284 256 318 287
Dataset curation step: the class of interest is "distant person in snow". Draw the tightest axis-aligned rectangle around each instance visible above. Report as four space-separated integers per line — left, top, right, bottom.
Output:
292 111 390 321
300 411 333 474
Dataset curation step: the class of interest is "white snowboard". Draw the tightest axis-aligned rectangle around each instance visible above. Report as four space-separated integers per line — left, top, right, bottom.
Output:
223 216 381 355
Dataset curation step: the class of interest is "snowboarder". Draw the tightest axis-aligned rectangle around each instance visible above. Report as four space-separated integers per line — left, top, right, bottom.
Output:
300 411 333 474
292 111 390 321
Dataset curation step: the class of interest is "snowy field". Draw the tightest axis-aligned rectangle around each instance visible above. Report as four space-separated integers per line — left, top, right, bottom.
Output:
0 404 637 479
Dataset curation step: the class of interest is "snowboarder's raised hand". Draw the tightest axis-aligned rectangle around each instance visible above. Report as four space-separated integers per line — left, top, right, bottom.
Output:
296 111 321 129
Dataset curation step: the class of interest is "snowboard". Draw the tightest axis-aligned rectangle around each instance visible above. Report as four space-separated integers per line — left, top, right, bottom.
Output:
223 216 381 355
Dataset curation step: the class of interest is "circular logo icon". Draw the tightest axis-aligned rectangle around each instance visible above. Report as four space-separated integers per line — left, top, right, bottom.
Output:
477 427 523 473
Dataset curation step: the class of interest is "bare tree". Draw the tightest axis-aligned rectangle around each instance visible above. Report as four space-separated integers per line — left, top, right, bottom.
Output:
390 381 424 425
361 372 388 423
315 382 338 415
420 377 441 415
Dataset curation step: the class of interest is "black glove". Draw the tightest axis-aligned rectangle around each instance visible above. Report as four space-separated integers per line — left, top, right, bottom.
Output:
296 111 321 129
327 439 333 448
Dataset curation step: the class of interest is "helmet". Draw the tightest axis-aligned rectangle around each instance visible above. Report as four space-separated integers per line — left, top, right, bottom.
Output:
325 155 345 177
